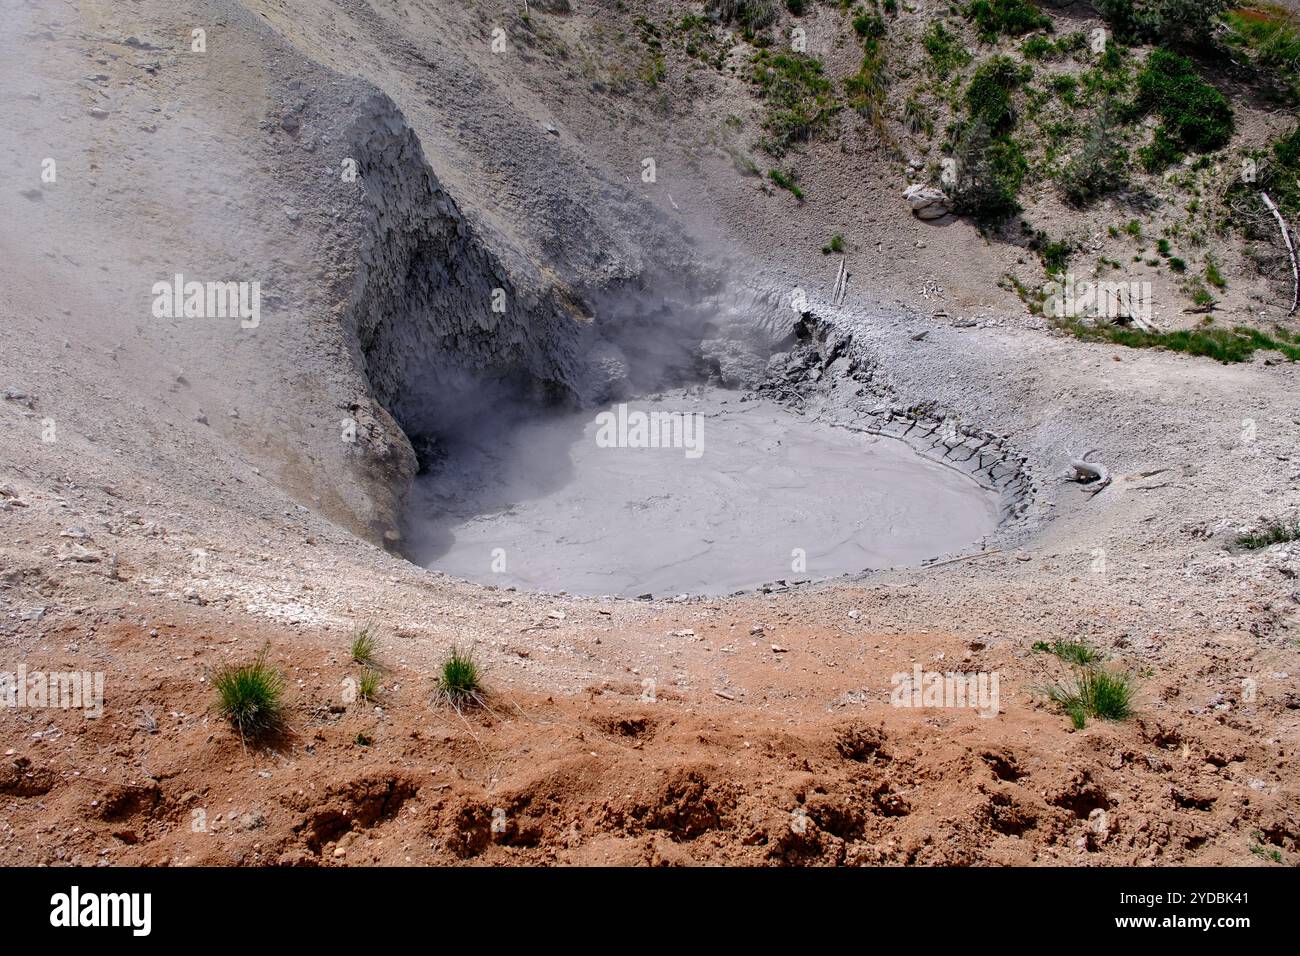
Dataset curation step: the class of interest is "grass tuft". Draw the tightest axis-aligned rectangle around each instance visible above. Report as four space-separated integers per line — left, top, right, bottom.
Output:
435 645 484 708
351 627 376 665
768 167 805 199
1048 666 1136 728
1033 639 1104 665
213 645 286 741
358 666 382 702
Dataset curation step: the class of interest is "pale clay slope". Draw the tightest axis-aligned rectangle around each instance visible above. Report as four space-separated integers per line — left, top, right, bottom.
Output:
0 0 1297 863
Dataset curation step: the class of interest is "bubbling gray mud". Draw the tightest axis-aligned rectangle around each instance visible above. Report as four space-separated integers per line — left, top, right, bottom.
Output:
406 389 1000 597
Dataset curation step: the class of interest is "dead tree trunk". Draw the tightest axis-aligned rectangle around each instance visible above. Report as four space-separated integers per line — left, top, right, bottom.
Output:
1261 191 1298 316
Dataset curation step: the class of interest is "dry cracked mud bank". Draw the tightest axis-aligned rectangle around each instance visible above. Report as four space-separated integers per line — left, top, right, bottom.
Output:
1 0 1298 866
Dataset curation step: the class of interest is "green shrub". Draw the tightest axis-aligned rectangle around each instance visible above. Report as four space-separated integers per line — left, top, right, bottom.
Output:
1144 0 1229 47
853 10 885 39
1051 74 1078 106
965 0 1050 43
1097 0 1228 47
952 121 1028 224
1205 256 1226 288
966 56 1028 133
1022 35 1056 59
1187 276 1214 306
1134 49 1234 166
213 646 286 741
903 96 933 134
1139 126 1182 171
1250 836 1285 863
641 53 666 87
1096 0 1145 44
845 39 889 128
1038 238 1073 273
822 233 846 254
922 22 971 79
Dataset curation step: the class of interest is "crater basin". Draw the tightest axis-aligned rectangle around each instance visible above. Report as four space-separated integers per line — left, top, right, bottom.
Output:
405 389 1000 597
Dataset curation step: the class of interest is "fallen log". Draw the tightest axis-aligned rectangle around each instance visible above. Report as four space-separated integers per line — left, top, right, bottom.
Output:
1066 449 1111 495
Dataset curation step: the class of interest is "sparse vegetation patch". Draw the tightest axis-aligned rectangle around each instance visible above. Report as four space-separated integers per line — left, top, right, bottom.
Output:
750 49 839 154
1237 518 1300 549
